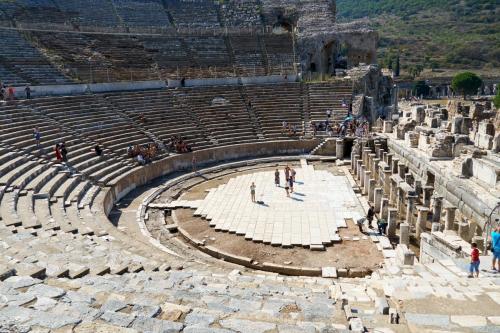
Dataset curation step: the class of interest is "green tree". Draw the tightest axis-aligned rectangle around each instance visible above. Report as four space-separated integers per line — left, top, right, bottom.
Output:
494 86 500 109
394 54 400 77
451 72 483 99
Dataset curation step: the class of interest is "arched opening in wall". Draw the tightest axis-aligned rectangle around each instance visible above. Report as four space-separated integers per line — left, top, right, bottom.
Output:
334 42 349 70
272 15 294 33
320 40 336 75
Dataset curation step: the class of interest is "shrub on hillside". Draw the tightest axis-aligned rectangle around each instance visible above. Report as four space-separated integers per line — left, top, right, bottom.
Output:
451 72 483 99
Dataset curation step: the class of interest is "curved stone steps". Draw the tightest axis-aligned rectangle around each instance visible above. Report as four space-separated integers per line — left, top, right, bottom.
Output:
0 191 22 227
97 164 136 186
10 163 52 190
53 174 81 199
0 151 20 167
0 159 39 187
15 194 41 229
0 155 28 178
24 166 60 193
64 205 95 236
87 161 130 184
78 159 111 177
33 198 61 232
65 179 91 206
37 171 70 198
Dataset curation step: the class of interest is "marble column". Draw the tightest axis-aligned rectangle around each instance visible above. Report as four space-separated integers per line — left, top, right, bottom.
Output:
431 196 444 223
356 160 363 180
414 180 422 198
416 206 430 239
368 153 377 173
336 139 345 159
389 179 398 205
362 148 371 167
405 195 418 227
381 198 389 220
396 187 403 216
398 163 406 179
364 171 372 195
387 208 398 237
422 186 434 207
404 173 414 186
444 206 457 231
374 144 382 158
374 188 383 213
360 165 366 186
399 223 410 246
391 158 399 174
351 152 358 171
383 170 392 195
372 158 380 182
368 179 377 202
387 153 394 167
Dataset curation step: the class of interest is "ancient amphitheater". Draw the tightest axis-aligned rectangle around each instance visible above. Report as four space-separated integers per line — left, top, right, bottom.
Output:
0 1 499 332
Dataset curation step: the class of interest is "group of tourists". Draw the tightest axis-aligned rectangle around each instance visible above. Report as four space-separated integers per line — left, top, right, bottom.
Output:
166 135 192 154
127 143 159 165
0 82 31 101
250 165 298 203
311 118 370 138
281 121 301 137
54 142 68 164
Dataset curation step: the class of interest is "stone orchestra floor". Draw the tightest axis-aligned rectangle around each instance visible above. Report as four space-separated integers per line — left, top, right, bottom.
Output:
168 161 366 249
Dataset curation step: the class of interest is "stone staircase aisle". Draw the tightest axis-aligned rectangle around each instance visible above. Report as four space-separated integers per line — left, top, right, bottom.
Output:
238 85 265 140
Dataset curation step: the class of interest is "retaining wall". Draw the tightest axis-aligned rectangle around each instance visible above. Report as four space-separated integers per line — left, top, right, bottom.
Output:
15 80 166 98
14 75 298 98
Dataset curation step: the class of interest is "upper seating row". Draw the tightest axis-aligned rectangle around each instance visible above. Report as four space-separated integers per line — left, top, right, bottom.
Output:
0 0 267 30
24 30 295 82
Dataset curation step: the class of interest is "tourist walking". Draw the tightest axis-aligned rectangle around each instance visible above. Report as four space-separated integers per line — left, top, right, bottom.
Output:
54 143 62 163
33 127 41 147
0 84 5 101
274 169 280 187
192 154 197 172
25 84 31 100
356 217 365 233
7 86 14 101
492 226 500 271
250 182 256 203
94 144 103 157
60 142 68 163
468 242 480 278
377 218 388 235
284 165 291 182
367 205 375 229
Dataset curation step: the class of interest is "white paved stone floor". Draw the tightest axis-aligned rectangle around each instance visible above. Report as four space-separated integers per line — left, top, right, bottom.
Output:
171 162 366 249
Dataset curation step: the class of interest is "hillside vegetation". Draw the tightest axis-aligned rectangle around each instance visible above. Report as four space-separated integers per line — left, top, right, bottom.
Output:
336 0 500 79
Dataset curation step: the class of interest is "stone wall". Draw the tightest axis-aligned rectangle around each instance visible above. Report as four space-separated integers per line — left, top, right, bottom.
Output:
419 232 470 264
387 139 495 230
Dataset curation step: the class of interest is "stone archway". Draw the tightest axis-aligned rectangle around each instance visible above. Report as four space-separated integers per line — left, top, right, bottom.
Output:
320 40 336 75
